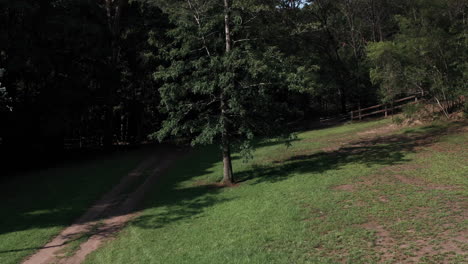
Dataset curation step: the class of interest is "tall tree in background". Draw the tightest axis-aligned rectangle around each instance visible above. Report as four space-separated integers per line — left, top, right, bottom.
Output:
0 0 169 172
367 0 467 115
154 0 300 184
101 0 127 147
1 0 466 175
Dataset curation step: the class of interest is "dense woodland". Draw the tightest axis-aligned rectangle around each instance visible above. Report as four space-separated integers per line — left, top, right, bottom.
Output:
1 0 466 181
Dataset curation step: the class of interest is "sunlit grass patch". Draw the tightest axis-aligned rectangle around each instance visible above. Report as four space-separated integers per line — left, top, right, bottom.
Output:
84 119 467 264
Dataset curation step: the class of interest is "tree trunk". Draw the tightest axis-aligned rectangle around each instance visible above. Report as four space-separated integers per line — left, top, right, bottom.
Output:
222 134 234 184
103 0 128 149
224 0 232 53
103 105 114 148
338 86 347 114
221 0 234 185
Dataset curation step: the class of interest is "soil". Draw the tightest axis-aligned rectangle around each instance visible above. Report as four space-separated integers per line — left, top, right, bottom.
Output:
357 124 399 136
392 174 458 191
331 121 467 263
361 220 467 263
22 145 184 264
332 184 355 191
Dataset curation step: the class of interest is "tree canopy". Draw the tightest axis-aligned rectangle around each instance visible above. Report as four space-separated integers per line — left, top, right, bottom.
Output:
1 0 466 179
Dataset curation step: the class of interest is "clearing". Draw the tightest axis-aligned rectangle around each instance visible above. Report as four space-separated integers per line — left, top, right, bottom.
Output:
81 119 466 264
2 119 467 264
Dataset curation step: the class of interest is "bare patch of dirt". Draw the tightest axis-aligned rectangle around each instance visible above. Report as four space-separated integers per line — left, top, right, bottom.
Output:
393 174 425 185
342 199 367 208
361 222 394 246
361 220 467 263
192 180 240 188
378 196 389 203
392 174 459 191
22 146 185 264
357 124 400 137
401 229 467 264
303 214 327 222
321 146 342 152
383 163 426 173
361 221 395 261
332 184 356 192
430 144 465 154
371 164 461 191
301 206 328 222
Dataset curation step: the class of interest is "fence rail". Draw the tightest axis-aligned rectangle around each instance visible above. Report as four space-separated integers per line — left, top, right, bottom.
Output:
350 93 423 120
64 137 103 150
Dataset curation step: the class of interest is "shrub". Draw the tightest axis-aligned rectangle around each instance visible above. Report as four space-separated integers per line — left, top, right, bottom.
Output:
402 103 423 120
463 101 468 118
393 116 404 125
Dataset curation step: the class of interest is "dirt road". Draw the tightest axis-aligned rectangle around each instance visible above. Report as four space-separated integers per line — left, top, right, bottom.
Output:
22 146 183 264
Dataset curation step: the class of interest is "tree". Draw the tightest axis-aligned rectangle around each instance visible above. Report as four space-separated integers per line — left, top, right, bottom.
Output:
0 0 169 173
367 0 467 116
153 0 299 184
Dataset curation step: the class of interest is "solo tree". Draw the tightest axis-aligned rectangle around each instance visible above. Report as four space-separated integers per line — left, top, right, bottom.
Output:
153 0 302 184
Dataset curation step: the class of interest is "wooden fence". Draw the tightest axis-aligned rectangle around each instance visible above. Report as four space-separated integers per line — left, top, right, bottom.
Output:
64 137 103 150
350 93 423 120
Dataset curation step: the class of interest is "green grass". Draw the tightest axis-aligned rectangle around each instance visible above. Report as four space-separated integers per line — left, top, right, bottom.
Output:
0 148 151 264
83 119 467 264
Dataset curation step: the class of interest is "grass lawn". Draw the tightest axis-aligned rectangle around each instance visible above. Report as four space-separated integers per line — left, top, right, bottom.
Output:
83 119 467 264
0 148 152 264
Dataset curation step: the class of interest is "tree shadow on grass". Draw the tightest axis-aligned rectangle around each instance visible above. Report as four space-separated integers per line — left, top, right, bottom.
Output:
0 145 228 257
130 122 467 232
131 185 233 230
235 121 467 185
131 122 467 231
1 121 465 256
114 145 235 230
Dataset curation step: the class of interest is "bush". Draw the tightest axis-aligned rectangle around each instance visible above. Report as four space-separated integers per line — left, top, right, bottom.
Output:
393 116 404 125
463 101 468 118
402 103 423 120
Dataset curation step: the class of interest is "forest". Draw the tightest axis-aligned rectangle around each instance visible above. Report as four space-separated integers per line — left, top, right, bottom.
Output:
1 0 466 179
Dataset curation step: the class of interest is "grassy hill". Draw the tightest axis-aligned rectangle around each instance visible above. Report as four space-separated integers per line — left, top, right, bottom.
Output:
83 119 467 264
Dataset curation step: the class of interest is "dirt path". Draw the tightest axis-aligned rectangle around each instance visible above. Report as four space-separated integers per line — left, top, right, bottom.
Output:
22 145 184 264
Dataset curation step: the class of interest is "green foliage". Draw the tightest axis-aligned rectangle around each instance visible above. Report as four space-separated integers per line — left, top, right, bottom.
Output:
0 68 11 112
286 65 319 94
367 42 408 103
367 0 468 106
393 116 404 125
152 0 301 157
463 101 468 117
0 0 169 155
402 103 423 120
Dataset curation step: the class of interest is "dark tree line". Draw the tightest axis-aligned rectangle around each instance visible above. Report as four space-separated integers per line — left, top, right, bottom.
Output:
0 0 168 171
1 0 466 181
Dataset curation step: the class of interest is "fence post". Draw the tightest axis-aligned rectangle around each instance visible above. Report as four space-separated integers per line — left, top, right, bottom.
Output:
384 105 388 117
358 106 362 121
391 101 395 117
350 111 354 120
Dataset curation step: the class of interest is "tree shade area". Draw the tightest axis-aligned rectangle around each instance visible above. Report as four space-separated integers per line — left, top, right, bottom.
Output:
0 1 467 263
0 0 466 179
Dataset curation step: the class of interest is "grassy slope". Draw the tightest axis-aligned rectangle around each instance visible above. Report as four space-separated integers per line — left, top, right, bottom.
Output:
79 119 465 263
0 148 151 264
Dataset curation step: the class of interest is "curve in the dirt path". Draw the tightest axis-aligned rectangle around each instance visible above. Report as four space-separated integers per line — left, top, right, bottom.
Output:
22 146 184 264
